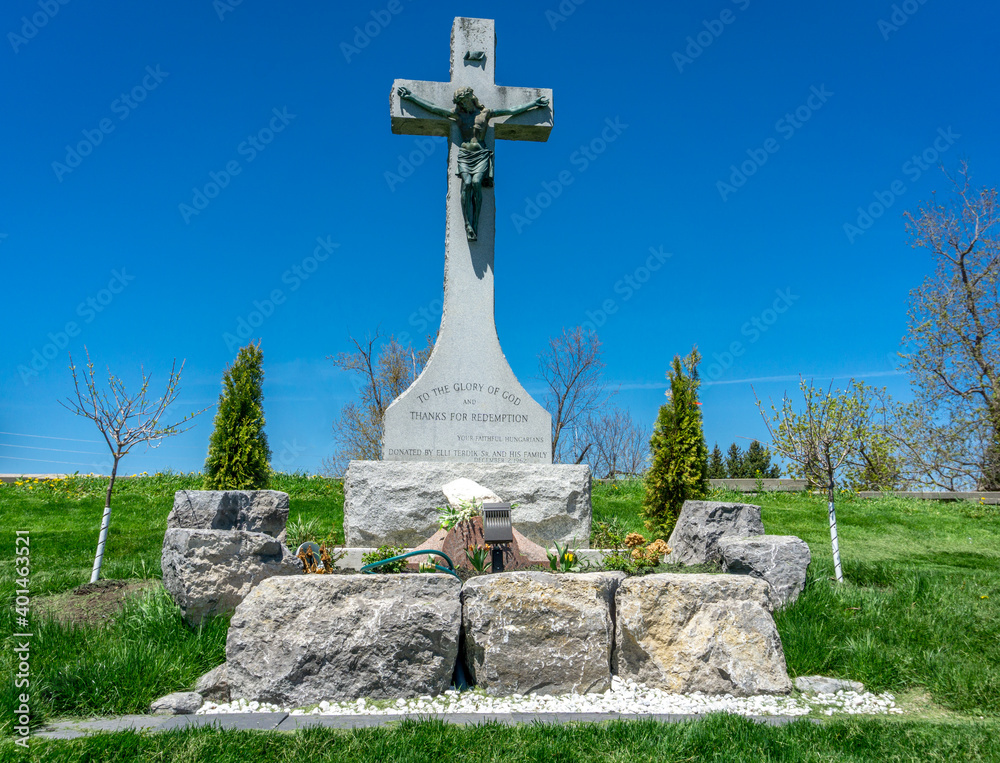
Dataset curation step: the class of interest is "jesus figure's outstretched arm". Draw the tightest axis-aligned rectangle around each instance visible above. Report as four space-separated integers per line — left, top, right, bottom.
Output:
397 86 454 119
491 96 549 118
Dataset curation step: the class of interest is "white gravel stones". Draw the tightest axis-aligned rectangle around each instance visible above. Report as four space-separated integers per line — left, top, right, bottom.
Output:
198 676 903 718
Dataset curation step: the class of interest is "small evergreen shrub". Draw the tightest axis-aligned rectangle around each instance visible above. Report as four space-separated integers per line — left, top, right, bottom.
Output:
642 348 709 539
203 341 271 490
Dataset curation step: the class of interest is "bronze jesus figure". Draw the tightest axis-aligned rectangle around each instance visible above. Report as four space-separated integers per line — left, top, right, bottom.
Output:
397 85 549 241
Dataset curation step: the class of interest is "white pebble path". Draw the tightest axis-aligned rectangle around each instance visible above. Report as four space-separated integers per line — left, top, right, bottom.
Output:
199 676 904 718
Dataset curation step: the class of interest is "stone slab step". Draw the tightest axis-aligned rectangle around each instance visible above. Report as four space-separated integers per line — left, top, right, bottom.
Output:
35 712 813 738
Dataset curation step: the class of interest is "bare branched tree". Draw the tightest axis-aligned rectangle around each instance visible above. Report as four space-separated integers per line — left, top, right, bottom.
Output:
325 331 432 475
60 348 206 583
896 162 1000 489
538 327 608 464
583 406 649 479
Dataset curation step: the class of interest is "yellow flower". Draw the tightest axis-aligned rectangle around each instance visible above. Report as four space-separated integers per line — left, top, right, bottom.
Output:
565 553 575 562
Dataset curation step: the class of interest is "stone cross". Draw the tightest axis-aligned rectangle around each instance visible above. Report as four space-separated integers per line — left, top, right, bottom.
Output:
382 17 554 465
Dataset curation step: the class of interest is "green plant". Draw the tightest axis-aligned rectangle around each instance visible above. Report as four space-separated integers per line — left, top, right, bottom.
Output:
465 545 490 573
203 341 272 490
286 513 323 549
361 545 406 573
592 517 629 550
642 347 709 539
437 498 482 531
547 541 580 572
600 549 638 574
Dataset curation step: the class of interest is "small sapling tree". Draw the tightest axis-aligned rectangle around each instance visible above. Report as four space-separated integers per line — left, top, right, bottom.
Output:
755 378 889 583
643 347 709 538
204 341 272 489
61 348 205 583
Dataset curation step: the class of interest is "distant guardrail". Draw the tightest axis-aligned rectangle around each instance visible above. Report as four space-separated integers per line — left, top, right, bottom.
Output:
857 490 1000 504
710 479 807 493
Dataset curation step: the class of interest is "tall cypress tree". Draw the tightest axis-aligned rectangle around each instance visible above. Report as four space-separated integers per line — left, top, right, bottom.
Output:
204 341 271 489
708 443 725 479
725 442 745 478
642 347 709 539
744 440 781 478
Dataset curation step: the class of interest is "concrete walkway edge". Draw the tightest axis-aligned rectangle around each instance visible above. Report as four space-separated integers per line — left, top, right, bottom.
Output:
33 711 814 739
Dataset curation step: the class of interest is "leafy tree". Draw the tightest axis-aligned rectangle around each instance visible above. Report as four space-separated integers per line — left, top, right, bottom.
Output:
756 378 890 583
325 331 432 475
538 327 608 464
61 348 205 582
743 440 781 479
707 443 725 479
204 341 271 490
643 347 709 539
896 163 1000 489
725 442 745 478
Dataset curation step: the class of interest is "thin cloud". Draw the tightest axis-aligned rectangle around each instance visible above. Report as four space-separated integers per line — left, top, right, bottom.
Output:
611 370 906 391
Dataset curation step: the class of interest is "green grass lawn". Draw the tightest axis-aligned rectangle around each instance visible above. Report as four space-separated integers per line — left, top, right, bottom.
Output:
0 472 344 596
2 474 998 758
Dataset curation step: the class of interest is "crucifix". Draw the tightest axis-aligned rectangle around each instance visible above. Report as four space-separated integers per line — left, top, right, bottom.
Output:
381 17 555 465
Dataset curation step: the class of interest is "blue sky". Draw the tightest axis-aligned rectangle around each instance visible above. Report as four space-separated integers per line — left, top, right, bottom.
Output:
2 0 997 476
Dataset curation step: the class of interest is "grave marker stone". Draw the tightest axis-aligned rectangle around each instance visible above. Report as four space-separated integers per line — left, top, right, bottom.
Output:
343 17 592 548
382 17 554 465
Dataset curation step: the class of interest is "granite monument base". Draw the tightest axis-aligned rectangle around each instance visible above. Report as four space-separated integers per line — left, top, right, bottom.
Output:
343 460 592 548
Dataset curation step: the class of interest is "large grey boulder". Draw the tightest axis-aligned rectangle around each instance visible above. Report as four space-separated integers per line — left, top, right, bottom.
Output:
615 574 792 696
344 461 591 548
794 675 865 694
168 490 290 544
149 691 203 715
462 571 624 696
227 574 462 705
161 529 302 625
718 535 812 607
666 500 764 565
194 664 229 702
